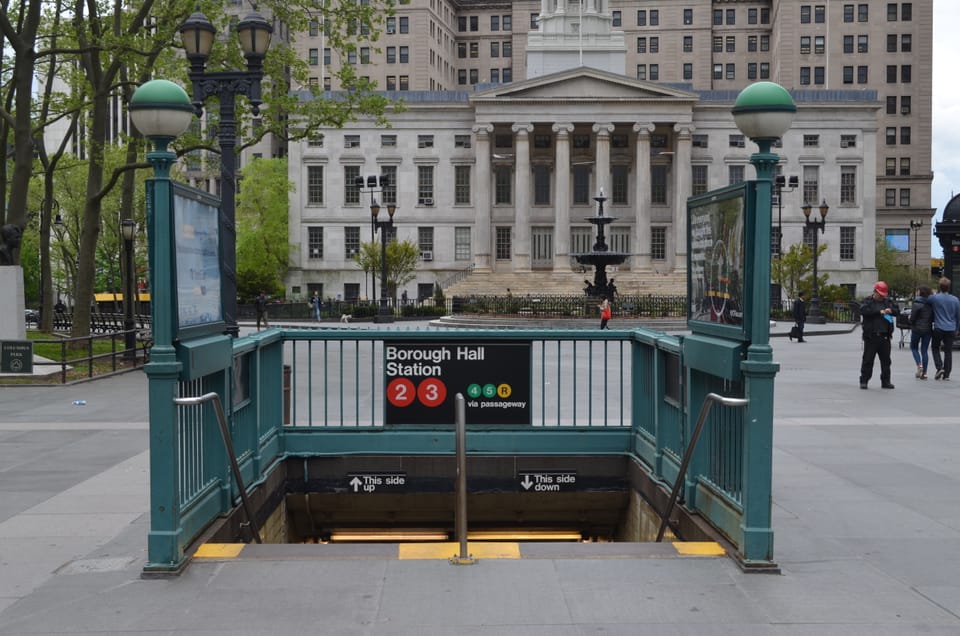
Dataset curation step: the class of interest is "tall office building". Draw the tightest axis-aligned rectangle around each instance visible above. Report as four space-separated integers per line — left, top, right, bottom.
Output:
285 0 931 301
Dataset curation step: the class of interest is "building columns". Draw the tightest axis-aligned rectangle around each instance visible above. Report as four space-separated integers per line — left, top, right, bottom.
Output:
512 123 534 271
673 123 694 271
473 123 494 271
553 122 574 268
633 122 654 269
593 123 615 198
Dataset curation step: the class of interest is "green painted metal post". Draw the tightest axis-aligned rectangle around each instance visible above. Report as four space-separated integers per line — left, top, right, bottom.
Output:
129 80 195 573
732 82 796 566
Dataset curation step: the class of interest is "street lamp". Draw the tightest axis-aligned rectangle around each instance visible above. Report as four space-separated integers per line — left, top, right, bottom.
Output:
910 219 924 275
355 175 397 322
801 200 829 324
731 82 795 565
773 175 798 258
180 10 273 337
121 218 137 360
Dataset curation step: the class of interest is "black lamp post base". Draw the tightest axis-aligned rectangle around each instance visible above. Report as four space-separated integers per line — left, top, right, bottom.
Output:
374 313 394 324
807 299 827 324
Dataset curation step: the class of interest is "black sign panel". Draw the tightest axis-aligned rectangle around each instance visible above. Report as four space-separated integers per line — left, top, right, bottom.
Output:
0 340 33 373
384 340 531 425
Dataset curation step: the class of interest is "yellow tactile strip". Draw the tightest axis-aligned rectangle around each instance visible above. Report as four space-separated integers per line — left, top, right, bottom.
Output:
192 540 725 561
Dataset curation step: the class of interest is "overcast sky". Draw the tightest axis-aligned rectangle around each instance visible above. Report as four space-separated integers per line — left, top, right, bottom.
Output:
929 1 957 256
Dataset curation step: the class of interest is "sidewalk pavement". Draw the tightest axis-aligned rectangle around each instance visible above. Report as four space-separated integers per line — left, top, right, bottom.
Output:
1 324 958 634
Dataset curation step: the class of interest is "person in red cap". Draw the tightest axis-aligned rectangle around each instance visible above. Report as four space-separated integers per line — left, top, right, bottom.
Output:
859 280 900 389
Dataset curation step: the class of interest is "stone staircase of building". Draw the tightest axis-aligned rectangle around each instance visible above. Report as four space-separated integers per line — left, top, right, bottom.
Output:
443 268 687 297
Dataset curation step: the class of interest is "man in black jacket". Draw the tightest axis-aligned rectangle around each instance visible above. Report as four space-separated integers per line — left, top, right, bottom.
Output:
791 291 807 342
859 281 900 389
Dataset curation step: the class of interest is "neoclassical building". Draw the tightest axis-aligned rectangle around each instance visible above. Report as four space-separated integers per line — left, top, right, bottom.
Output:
286 71 880 301
284 0 920 301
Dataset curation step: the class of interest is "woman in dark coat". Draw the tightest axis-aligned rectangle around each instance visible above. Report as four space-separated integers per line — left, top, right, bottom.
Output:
909 285 934 379
790 291 807 342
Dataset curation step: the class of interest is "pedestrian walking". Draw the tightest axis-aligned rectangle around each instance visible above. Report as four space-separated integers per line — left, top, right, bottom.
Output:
859 281 899 390
927 277 960 381
255 291 270 331
909 285 934 379
310 291 321 321
790 291 807 342
598 296 612 330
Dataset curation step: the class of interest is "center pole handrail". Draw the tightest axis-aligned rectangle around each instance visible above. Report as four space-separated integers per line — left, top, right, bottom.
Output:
656 392 749 542
173 392 262 544
450 393 475 565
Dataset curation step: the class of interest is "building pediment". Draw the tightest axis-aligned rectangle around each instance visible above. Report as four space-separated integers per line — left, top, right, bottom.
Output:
470 67 698 104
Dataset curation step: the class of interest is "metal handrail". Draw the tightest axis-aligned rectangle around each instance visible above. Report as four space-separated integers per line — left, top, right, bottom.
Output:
655 392 749 542
173 392 262 544
450 393 475 565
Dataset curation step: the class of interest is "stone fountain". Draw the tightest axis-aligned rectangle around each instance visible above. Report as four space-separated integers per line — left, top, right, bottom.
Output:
571 192 630 298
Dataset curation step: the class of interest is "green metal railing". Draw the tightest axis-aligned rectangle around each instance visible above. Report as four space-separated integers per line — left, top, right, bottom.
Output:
147 326 772 572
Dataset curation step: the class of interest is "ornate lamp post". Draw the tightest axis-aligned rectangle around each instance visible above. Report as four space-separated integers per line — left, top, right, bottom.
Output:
121 218 137 360
731 81 796 565
180 10 273 337
910 218 924 280
355 173 398 324
129 78 195 572
773 175 798 258
801 200 829 324
355 175 393 307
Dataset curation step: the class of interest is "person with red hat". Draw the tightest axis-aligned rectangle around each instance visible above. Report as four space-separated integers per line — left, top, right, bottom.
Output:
859 280 900 389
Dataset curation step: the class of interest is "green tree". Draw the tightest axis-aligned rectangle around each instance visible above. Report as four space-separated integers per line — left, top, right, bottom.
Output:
874 235 916 298
772 242 827 300
355 238 421 301
236 158 292 301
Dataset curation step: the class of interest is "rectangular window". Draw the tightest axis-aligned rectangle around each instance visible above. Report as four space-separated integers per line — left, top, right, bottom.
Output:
469 69 478 84
728 165 745 185
502 68 512 82
457 69 467 85
307 165 324 205
344 134 360 149
844 4 854 21
684 8 693 25
387 47 397 63
900 158 911 176
815 36 825 54
308 227 323 259
399 46 409 63
800 6 811 23
726 63 735 80
802 165 819 205
840 134 857 148
840 227 856 261
887 3 897 21
386 17 395 33
533 165 551 205
612 10 621 26
469 42 478 58
381 134 397 147
858 4 869 21
638 10 647 26
534 134 552 149
650 64 659 80
503 15 511 30
761 35 770 51
503 41 512 57
490 15 499 31
651 227 666 261
530 13 538 29
495 167 512 204
495 227 511 260
901 34 912 52
800 67 811 85
418 226 434 254
748 8 757 24
345 226 360 259
651 165 668 204
381 166 397 205
469 16 478 31
611 165 628 205
748 36 757 52
454 134 472 149
901 65 912 83
650 37 659 53
803 134 819 147
490 69 500 83
683 63 693 80
309 48 319 65
886 157 897 176
692 134 708 148
840 166 857 204
683 36 693 53
900 188 911 207
490 41 499 57
815 5 826 22
726 8 735 24
901 127 911 145
573 166 590 204
399 17 408 33
885 228 909 252
455 227 471 261
457 42 466 58
344 166 361 205
692 164 708 195
726 36 735 53
858 66 868 83
399 76 409 90
901 96 911 114
650 10 659 25
886 127 897 145
814 67 825 84
803 36 812 55
887 34 897 53
885 188 897 206
418 134 434 148
712 36 722 53
638 37 647 54
458 16 467 32
455 165 471 204
729 134 745 148
636 65 646 81
902 3 912 20
843 66 854 84
713 64 722 80
761 8 770 23
360 47 370 64
417 166 434 204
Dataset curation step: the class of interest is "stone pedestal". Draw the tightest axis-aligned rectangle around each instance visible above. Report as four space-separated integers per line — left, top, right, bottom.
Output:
0 267 26 341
